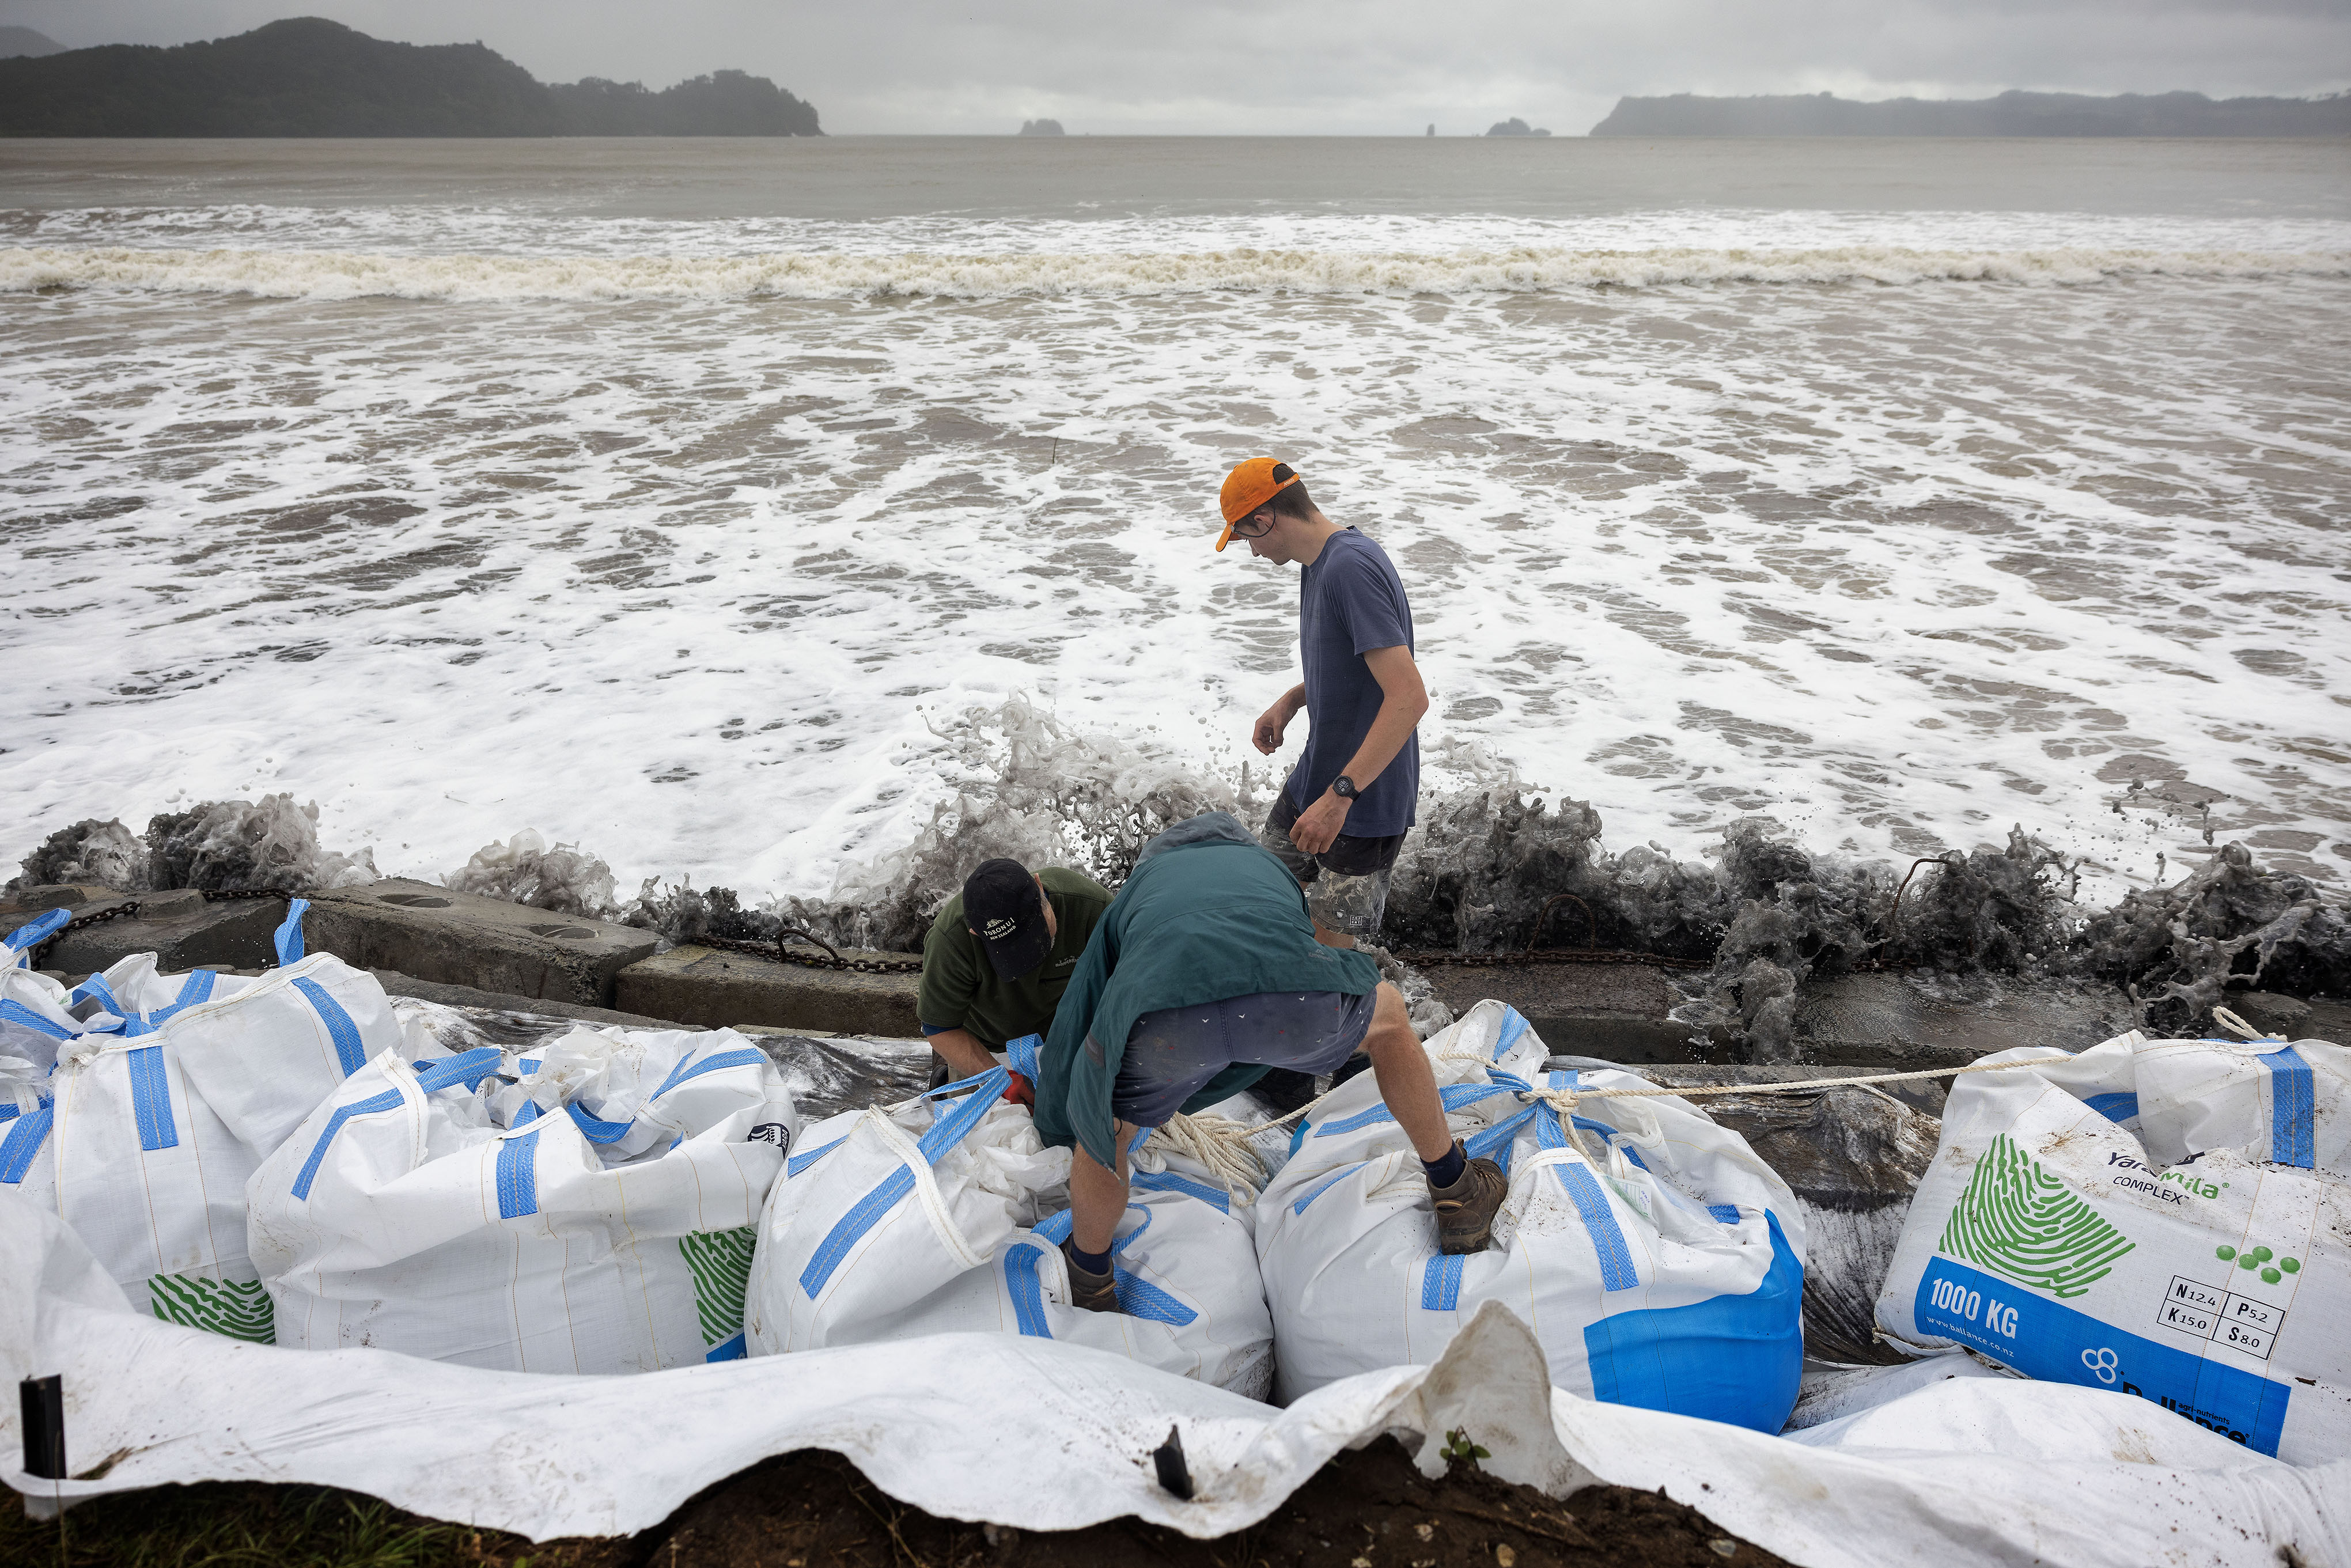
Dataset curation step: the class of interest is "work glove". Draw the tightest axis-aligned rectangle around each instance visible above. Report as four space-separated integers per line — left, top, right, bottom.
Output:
1002 1070 1036 1111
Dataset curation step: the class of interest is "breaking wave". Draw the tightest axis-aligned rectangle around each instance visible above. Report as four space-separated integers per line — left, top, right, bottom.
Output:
5 244 2347 302
16 704 2348 1058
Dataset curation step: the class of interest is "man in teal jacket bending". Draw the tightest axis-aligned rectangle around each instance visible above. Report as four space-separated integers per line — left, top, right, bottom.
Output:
1034 813 1507 1311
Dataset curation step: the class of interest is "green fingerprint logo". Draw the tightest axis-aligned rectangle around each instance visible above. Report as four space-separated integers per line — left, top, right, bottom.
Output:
1939 1135 2134 1299
149 1272 274 1343
680 1225 758 1346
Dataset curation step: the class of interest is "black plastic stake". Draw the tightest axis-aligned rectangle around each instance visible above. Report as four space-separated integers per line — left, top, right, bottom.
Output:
21 1374 65 1479
1152 1423 1192 1501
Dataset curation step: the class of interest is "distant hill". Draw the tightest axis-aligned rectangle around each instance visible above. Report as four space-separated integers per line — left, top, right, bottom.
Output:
0 17 822 137
0 25 65 58
1591 90 2351 137
1019 118 1064 136
1486 117 1551 137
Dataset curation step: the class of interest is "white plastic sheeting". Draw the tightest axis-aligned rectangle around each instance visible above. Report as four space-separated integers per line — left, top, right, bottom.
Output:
5 1195 2344 1567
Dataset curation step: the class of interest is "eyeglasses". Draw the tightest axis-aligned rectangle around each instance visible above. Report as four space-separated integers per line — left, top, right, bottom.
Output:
1228 512 1276 540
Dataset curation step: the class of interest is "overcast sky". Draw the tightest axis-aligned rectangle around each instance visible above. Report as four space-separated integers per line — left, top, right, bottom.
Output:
8 1 2347 135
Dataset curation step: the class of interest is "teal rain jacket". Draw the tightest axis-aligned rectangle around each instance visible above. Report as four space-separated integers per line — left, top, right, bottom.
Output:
1035 813 1382 1169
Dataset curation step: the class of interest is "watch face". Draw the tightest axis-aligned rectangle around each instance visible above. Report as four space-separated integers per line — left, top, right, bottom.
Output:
1335 775 1356 798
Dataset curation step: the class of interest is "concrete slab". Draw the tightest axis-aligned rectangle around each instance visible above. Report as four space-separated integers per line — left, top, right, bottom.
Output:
44 889 288 977
0 884 120 921
304 878 660 1008
2232 990 2351 1044
1419 960 1722 1063
615 944 922 1037
1792 970 2136 1068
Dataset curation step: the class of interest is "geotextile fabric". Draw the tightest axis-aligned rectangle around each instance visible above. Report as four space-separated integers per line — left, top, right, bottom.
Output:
3 1195 2345 1566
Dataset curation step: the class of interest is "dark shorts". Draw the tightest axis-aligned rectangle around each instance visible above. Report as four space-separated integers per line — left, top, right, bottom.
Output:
1258 790 1404 939
1108 988 1377 1128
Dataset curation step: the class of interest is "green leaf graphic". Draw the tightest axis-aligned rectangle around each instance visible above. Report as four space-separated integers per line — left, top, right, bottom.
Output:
1939 1134 2134 1299
679 1225 758 1346
149 1272 274 1343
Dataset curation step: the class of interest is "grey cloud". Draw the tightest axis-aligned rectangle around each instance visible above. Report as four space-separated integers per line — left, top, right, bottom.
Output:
6 0 2345 134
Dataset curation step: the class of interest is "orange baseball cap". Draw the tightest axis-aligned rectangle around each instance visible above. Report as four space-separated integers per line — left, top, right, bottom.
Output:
1214 459 1303 550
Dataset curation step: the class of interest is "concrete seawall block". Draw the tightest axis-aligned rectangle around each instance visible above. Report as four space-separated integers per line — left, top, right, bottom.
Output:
305 878 659 1008
615 945 922 1037
1791 971 2135 1067
44 889 287 975
1 884 121 921
1419 961 1723 1062
2234 990 2351 1043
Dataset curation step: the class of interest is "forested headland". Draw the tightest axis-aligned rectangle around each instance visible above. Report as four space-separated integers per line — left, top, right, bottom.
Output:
0 17 823 137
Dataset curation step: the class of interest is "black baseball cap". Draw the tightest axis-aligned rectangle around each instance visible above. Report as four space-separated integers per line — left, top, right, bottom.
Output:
963 859 1051 980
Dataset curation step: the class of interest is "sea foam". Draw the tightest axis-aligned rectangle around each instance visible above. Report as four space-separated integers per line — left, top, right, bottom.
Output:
5 243 2346 301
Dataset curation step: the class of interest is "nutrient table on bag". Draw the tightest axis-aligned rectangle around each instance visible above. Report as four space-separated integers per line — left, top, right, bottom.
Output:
2156 1277 2284 1358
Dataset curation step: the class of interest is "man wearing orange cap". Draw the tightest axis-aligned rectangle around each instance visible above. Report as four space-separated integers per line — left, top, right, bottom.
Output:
1216 459 1428 951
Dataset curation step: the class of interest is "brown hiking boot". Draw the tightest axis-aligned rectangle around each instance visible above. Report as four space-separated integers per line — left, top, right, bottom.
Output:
1430 1142 1508 1255
1059 1239 1120 1313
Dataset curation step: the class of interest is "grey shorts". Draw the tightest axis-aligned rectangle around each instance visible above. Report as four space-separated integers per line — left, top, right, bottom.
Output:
1109 988 1377 1128
1256 791 1403 939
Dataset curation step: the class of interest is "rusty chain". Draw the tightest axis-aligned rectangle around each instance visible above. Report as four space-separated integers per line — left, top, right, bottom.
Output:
19 887 292 969
24 900 144 969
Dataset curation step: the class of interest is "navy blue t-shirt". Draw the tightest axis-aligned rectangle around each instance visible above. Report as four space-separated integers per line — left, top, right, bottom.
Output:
1285 528 1419 838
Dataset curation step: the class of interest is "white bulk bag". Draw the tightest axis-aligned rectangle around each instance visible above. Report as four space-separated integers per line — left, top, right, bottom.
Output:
1876 1028 2349 1464
0 902 402 1342
76 950 264 1018
1256 999 1807 1423
745 1064 1275 1399
249 1024 797 1372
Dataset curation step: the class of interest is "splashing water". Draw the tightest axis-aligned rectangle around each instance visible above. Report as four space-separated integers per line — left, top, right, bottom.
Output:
14 794 376 895
761 695 1245 952
10 702 2344 1053
442 830 619 919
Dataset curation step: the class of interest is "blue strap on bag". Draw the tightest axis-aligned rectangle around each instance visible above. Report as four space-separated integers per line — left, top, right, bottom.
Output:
798 1066 1010 1300
3 908 70 966
1004 1198 1201 1334
274 899 309 965
1006 1033 1042 1081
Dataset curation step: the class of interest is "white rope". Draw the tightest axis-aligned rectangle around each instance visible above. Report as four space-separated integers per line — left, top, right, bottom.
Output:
1148 1052 2084 1205
2211 1006 2281 1043
1527 1055 2080 1111
1145 1111 1273 1203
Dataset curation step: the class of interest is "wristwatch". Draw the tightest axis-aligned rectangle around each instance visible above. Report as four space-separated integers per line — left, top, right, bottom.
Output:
1332 775 1358 800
